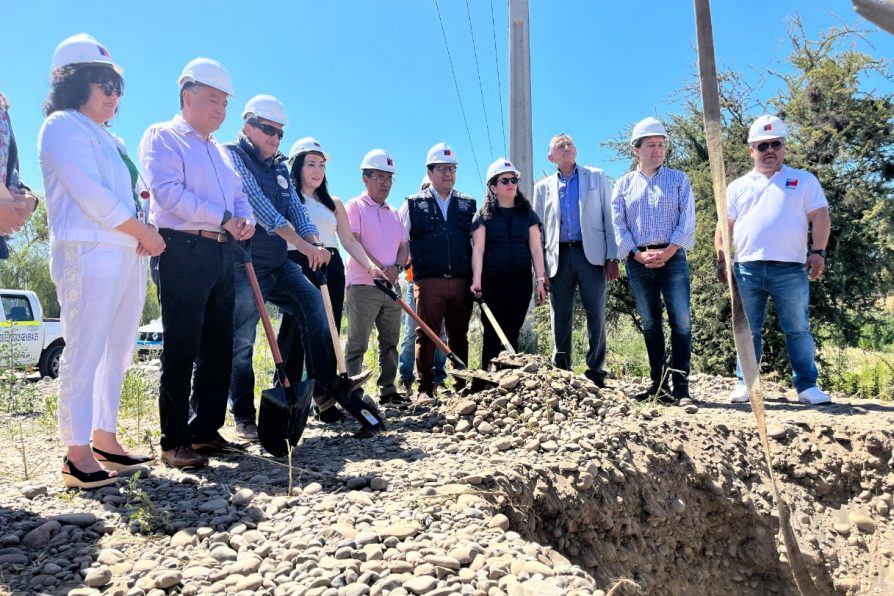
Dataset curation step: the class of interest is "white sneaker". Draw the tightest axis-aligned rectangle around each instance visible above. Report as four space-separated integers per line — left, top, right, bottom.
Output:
729 384 749 403
798 386 831 405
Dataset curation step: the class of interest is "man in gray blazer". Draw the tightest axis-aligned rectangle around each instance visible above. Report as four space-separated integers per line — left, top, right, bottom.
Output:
533 133 619 386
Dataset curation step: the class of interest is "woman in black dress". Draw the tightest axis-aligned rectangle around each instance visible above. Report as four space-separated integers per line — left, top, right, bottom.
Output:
470 158 547 370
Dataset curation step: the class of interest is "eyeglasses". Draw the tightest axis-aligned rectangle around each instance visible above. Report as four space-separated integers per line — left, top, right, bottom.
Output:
498 176 519 185
756 140 783 152
93 81 123 97
433 165 457 174
247 118 284 139
368 173 393 184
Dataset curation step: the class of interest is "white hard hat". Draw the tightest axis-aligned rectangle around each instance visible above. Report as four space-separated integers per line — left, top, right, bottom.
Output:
748 115 788 143
51 33 123 74
289 137 328 161
177 57 234 97
360 149 396 174
486 158 520 183
242 95 287 126
630 117 668 145
426 142 458 166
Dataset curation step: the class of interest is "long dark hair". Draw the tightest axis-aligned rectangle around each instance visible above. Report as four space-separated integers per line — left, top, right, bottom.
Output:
482 175 532 220
43 64 124 124
290 152 336 212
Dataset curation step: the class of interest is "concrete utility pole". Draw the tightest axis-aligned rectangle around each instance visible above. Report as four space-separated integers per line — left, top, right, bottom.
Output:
509 0 533 199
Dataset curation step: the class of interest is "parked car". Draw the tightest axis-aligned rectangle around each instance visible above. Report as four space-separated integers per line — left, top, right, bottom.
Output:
136 318 163 355
0 290 65 378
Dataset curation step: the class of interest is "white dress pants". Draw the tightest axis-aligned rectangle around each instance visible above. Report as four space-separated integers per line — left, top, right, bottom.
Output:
50 240 146 446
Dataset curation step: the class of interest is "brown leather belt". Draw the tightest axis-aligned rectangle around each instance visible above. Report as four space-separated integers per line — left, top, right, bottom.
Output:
178 229 228 243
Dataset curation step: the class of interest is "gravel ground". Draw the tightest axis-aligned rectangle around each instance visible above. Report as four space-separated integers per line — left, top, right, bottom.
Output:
2 354 894 595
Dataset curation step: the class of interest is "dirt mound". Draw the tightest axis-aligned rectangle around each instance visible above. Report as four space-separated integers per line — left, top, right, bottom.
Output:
1 355 893 595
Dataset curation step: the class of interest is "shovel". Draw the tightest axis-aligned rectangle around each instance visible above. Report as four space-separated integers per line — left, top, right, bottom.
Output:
232 240 312 458
473 294 516 356
374 278 466 369
316 267 386 433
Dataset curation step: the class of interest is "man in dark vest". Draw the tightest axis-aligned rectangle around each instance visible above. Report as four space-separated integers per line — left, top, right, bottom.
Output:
226 95 367 441
399 143 476 403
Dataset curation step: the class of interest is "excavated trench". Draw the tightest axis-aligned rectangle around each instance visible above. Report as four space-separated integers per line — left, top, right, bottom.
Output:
445 356 894 595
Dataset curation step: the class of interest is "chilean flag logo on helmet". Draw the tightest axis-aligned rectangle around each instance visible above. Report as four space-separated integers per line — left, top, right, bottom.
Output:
443 149 452 156
763 123 773 131
504 161 512 167
386 157 394 166
97 45 110 57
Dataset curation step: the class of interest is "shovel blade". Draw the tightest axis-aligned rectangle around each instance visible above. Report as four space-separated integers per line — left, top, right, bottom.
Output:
258 379 314 457
334 385 386 433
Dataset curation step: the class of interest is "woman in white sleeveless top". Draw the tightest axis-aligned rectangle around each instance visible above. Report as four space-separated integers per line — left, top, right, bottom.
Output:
277 137 383 382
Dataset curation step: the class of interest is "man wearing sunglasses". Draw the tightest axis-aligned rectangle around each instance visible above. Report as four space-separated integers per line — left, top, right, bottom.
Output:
533 133 619 388
225 95 369 440
400 142 476 403
718 115 832 406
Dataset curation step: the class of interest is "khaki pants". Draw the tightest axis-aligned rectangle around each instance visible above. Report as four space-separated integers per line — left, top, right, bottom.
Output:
345 284 403 396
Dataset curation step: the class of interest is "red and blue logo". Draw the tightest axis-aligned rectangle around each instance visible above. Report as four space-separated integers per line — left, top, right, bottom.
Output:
386 158 394 166
785 178 799 188
97 45 110 57
443 149 452 156
763 123 773 131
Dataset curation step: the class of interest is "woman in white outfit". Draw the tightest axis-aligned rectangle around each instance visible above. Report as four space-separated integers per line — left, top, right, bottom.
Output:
38 34 166 488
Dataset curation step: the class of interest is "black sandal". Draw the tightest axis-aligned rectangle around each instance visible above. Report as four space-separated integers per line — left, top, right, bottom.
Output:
61 456 118 489
91 446 154 471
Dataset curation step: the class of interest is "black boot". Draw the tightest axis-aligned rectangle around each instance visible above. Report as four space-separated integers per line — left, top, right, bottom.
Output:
633 381 670 402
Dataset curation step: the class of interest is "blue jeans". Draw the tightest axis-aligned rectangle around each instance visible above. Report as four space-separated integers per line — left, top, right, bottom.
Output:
398 281 447 384
229 259 336 424
734 261 818 392
625 251 692 388
549 245 607 380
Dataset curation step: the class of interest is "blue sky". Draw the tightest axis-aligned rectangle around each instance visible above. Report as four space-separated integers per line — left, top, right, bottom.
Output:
3 1 892 208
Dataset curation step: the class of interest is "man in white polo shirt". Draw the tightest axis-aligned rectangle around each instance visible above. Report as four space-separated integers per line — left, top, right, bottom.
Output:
716 115 832 405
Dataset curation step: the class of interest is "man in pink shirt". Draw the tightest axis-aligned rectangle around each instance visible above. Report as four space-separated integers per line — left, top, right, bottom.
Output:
344 149 409 404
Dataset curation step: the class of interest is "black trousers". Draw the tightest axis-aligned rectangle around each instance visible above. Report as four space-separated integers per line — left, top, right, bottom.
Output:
480 272 532 370
156 229 235 450
276 248 344 383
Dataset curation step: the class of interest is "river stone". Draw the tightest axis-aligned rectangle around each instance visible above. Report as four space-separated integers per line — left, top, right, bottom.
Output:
84 567 112 588
51 512 97 527
404 575 438 594
235 573 264 591
154 570 182 589
22 521 61 548
198 498 229 513
231 488 255 507
170 529 197 547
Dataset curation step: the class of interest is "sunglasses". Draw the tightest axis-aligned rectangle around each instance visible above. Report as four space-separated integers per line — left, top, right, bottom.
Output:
756 140 783 152
433 165 457 174
248 118 284 139
93 81 123 97
498 176 519 185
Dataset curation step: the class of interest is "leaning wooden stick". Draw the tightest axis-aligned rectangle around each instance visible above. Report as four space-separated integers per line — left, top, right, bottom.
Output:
693 0 823 593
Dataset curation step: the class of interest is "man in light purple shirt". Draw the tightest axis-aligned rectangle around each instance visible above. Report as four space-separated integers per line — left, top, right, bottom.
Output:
138 57 254 469
344 149 409 404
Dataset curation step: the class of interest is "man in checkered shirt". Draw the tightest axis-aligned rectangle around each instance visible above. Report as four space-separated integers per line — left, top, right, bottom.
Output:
612 117 696 405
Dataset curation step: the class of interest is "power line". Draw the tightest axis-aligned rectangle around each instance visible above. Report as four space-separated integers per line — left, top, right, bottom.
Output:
433 0 483 186
490 0 508 155
465 0 494 159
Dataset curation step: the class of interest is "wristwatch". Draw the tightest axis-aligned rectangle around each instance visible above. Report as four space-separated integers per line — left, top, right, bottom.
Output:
809 249 827 258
